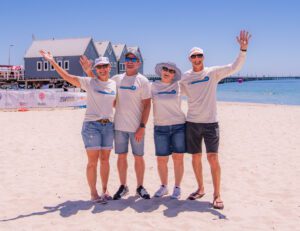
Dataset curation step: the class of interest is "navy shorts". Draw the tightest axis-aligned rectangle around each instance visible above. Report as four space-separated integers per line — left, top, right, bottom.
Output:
154 123 186 156
81 121 114 150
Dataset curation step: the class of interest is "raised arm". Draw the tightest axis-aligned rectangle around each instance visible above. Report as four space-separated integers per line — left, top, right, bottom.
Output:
80 55 95 78
213 30 251 81
39 50 81 87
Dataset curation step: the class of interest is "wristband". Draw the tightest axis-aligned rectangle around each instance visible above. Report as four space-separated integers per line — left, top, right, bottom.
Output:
140 123 146 128
241 49 247 52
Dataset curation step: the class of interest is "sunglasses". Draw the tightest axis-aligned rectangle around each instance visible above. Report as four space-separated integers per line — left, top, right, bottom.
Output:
125 57 138 63
190 54 203 59
95 64 109 69
162 66 176 74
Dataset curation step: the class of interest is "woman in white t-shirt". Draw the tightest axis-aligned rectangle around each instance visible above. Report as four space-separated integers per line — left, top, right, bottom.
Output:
40 50 116 203
151 62 186 199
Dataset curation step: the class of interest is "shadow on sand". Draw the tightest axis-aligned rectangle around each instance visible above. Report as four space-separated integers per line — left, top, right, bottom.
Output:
0 196 227 222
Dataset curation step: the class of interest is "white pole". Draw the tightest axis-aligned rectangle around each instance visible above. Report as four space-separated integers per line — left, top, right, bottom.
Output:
8 45 14 65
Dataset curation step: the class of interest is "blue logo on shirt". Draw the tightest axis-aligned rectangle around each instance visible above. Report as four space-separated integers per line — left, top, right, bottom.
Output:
158 89 177 95
190 76 210 85
120 85 137 91
96 90 116 95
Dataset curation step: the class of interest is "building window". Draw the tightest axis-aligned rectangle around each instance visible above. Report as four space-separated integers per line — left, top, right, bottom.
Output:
44 61 49 71
64 60 69 70
37 61 42 71
50 63 55 71
57 60 62 67
120 63 125 71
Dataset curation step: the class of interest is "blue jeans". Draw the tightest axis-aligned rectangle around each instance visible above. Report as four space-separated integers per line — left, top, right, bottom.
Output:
81 121 114 150
114 130 144 156
154 123 186 156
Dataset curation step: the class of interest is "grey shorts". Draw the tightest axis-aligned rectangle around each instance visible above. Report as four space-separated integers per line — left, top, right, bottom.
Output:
186 122 219 154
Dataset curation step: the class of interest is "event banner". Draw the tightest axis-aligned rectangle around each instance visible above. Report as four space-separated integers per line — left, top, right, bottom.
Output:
0 90 87 109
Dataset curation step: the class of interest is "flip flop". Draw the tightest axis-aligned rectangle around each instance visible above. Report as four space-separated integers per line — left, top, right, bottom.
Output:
187 191 205 200
101 193 113 201
212 196 224 210
92 197 107 204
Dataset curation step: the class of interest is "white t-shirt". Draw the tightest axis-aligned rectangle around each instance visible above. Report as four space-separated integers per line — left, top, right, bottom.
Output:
112 73 151 132
180 51 246 123
78 77 116 122
151 81 185 126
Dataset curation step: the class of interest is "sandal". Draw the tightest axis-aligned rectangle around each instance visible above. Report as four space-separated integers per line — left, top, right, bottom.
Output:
91 197 107 204
101 193 113 201
187 191 205 200
212 196 224 210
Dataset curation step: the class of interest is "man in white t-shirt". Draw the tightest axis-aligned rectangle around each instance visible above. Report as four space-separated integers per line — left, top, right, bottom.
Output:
180 30 251 209
112 50 152 200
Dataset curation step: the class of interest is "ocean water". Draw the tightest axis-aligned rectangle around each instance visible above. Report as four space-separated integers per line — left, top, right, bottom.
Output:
217 79 300 105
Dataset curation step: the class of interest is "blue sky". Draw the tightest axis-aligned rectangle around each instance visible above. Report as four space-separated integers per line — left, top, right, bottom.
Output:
1 0 299 76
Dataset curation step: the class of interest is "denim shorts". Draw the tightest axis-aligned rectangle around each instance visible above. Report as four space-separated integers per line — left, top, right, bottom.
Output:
81 121 114 150
154 123 186 156
114 130 144 156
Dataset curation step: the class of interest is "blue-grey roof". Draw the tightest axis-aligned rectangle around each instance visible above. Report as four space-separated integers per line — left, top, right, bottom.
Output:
24 37 93 58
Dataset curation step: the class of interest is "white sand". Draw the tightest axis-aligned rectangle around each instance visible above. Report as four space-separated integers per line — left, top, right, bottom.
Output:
0 102 299 231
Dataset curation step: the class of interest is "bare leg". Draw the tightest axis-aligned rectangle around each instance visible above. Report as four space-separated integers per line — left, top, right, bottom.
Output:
134 155 145 187
99 149 111 194
117 153 128 186
157 156 169 186
207 153 221 200
86 149 100 200
192 153 205 193
172 153 184 187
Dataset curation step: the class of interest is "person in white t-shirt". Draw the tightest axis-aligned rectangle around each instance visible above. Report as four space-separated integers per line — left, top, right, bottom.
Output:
151 62 186 199
40 51 116 204
111 50 152 200
81 50 152 200
180 30 251 209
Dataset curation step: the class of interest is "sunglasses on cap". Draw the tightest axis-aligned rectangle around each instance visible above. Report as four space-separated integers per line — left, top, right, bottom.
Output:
95 64 109 69
162 66 176 74
190 54 203 59
125 57 138 63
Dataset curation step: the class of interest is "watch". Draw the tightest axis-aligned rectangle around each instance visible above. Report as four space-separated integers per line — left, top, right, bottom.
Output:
140 123 146 128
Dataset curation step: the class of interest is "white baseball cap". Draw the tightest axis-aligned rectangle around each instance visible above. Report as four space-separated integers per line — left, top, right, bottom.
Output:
188 47 204 58
93 57 110 68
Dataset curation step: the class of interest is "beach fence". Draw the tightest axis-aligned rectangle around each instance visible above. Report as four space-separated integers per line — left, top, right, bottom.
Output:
0 89 87 111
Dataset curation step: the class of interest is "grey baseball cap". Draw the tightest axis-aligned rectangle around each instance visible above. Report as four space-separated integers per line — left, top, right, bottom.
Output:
125 49 140 60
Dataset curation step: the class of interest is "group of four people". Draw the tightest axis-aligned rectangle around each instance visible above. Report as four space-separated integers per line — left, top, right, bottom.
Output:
40 30 251 210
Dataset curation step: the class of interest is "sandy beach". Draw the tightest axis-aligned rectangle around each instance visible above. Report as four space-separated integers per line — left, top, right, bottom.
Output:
0 101 299 231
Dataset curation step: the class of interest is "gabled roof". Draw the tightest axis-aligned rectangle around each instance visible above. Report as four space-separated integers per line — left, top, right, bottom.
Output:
24 37 93 58
112 44 127 61
94 41 110 56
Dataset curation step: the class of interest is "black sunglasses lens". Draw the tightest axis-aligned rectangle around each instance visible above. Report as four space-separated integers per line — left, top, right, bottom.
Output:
191 54 203 59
